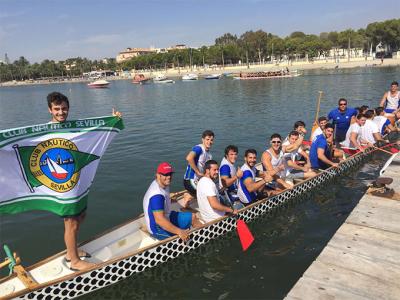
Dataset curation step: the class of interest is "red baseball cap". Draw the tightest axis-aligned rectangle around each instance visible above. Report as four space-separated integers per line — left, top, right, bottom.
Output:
157 162 174 175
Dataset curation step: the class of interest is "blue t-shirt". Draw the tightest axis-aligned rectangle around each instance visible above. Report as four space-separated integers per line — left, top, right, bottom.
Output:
328 107 357 137
147 194 166 235
310 134 331 169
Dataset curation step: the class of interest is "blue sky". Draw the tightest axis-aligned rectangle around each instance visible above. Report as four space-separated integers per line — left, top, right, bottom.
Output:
1 0 399 63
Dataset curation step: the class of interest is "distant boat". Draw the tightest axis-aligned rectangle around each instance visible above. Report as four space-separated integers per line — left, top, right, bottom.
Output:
132 74 150 84
233 70 300 80
204 74 221 80
182 73 198 81
153 74 175 84
87 79 110 88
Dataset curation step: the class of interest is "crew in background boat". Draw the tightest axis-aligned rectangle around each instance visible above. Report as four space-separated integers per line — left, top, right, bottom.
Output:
359 110 386 146
237 149 273 204
183 130 214 196
310 123 339 170
143 162 200 241
261 134 293 190
340 113 367 153
47 92 122 272
218 145 243 210
374 107 398 134
328 98 357 144
311 116 328 142
282 131 316 185
379 81 400 114
197 160 238 223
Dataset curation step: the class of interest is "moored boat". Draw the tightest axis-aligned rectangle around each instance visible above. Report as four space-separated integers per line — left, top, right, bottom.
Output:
132 74 150 84
153 74 175 84
87 79 110 88
182 73 198 81
204 74 221 80
0 139 397 299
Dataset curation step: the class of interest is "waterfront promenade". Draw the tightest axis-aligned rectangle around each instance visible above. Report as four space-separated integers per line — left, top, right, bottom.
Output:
286 153 400 299
2 57 400 88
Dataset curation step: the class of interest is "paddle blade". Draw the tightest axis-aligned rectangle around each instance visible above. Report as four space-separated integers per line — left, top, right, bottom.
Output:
236 219 254 251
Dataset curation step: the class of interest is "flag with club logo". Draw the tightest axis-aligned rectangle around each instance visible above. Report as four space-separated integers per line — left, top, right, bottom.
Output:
0 116 123 217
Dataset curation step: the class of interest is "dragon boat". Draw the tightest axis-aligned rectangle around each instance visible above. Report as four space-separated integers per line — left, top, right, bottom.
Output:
0 136 398 300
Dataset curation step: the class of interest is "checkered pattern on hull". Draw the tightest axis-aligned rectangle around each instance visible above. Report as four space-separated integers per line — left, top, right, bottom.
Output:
20 149 369 300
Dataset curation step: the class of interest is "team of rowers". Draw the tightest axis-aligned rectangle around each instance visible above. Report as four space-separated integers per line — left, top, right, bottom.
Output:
239 67 291 78
142 81 400 242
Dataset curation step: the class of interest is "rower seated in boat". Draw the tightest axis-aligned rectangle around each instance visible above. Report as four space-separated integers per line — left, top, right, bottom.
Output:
359 110 388 147
218 145 244 210
197 160 239 223
340 113 366 154
183 130 214 197
261 134 293 191
374 107 398 134
311 116 328 142
143 162 201 242
310 124 339 170
237 149 273 205
282 131 316 185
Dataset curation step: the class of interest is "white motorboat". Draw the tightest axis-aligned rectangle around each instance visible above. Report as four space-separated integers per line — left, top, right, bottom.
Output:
182 73 198 81
204 74 221 80
87 79 110 88
153 74 175 84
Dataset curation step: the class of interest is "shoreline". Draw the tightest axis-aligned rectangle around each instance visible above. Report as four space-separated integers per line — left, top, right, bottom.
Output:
1 57 400 88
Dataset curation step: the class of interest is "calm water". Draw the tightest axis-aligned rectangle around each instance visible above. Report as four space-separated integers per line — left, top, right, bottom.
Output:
0 66 399 299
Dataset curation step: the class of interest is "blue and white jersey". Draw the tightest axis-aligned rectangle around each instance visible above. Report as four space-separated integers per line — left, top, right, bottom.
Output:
237 163 257 204
184 144 212 181
143 180 171 235
218 157 238 201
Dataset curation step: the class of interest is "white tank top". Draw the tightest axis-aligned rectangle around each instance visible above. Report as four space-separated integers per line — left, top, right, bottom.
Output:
386 91 400 110
265 149 285 177
265 149 284 167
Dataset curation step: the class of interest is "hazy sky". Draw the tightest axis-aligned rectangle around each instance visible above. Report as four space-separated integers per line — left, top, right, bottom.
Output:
1 0 399 63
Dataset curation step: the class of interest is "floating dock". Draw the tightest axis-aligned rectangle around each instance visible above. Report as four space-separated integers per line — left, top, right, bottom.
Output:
286 153 400 300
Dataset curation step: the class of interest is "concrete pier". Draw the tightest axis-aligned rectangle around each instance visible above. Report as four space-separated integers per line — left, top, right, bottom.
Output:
286 154 400 300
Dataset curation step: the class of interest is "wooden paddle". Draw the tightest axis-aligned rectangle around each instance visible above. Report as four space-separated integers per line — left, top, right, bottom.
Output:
310 91 323 141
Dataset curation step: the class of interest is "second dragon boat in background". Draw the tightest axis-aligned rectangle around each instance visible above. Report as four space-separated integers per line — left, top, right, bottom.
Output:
233 69 300 80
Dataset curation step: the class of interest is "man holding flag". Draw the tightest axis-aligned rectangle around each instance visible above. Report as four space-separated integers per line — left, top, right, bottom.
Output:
0 91 122 272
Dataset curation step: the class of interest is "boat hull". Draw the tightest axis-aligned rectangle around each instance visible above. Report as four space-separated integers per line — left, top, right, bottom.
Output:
4 143 389 299
233 74 299 80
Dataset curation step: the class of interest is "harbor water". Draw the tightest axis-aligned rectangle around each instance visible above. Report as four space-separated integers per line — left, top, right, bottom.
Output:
0 66 399 299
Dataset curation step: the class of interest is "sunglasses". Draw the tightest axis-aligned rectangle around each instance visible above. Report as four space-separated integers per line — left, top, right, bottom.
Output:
271 140 281 144
160 173 173 177
339 103 347 106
